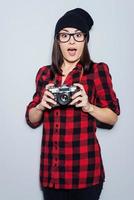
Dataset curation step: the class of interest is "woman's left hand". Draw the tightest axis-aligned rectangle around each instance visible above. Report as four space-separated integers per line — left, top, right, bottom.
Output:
70 83 91 113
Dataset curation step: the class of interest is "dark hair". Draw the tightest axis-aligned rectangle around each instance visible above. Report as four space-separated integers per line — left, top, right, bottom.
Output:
50 36 93 79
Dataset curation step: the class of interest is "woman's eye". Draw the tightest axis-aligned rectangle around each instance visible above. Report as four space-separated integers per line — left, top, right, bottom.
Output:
76 33 82 37
60 33 67 38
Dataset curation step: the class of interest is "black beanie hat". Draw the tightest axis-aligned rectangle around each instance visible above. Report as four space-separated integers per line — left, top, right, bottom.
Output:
54 8 94 42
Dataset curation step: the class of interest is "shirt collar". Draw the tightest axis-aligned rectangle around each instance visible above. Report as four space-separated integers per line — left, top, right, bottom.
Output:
75 61 83 71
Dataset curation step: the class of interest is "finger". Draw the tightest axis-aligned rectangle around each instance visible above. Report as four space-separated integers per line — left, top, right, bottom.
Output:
43 102 52 109
73 83 86 96
73 83 84 91
44 90 55 99
75 102 84 107
70 96 82 105
40 101 52 109
45 83 54 90
71 90 82 99
43 96 57 105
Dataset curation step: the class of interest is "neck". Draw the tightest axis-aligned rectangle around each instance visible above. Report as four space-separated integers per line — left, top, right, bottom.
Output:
61 59 80 70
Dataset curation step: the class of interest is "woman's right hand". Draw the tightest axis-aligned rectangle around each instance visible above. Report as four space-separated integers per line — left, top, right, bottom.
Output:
39 83 57 109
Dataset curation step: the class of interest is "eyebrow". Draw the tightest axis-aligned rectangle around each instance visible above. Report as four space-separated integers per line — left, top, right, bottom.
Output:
61 29 80 33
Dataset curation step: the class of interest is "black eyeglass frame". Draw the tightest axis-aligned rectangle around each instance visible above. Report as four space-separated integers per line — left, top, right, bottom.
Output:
56 32 87 43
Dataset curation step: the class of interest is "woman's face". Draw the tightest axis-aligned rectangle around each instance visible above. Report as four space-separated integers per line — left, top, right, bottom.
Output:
58 27 85 64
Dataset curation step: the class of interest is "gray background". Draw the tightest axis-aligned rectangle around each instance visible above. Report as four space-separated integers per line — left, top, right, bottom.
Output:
0 0 133 199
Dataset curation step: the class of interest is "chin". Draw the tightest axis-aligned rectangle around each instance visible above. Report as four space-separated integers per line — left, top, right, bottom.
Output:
64 56 80 64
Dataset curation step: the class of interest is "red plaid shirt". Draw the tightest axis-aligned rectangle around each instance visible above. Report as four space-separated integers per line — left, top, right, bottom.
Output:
26 62 120 189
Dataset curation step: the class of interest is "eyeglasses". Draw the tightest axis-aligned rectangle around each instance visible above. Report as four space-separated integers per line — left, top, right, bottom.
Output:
56 32 87 43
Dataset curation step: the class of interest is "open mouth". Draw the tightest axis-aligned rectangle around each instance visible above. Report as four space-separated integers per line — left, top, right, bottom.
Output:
67 48 77 51
67 48 77 56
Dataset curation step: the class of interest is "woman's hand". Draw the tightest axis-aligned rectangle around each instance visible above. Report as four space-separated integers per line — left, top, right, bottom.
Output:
39 83 57 109
70 83 91 113
29 83 57 123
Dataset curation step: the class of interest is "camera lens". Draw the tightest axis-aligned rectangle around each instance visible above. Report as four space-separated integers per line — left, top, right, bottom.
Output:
58 93 70 105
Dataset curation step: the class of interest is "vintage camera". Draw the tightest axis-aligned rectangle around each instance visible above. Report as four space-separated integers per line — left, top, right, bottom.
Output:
48 84 79 106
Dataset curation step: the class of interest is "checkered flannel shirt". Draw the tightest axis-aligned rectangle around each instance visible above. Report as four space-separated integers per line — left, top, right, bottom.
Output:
26 62 120 189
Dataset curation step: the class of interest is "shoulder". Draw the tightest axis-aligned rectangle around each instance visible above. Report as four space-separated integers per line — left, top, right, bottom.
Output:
36 65 51 76
92 62 110 73
92 62 112 79
36 65 51 78
92 62 113 85
35 65 51 82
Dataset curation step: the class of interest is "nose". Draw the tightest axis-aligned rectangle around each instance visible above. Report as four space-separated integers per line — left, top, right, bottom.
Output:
69 35 75 44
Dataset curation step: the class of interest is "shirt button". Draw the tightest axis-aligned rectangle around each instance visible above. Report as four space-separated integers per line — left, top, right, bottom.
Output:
56 124 58 128
54 142 58 148
54 163 57 167
56 112 59 116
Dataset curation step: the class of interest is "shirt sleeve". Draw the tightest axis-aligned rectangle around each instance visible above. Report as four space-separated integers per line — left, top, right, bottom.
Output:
94 62 120 115
25 67 45 128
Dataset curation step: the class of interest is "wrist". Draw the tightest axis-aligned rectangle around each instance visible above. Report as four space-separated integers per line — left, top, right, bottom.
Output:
35 103 45 111
82 102 94 114
88 104 94 113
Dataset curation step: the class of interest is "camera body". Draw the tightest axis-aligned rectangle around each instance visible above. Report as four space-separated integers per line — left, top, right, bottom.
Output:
48 84 79 106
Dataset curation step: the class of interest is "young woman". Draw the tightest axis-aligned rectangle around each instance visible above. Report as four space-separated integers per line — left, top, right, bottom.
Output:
26 8 120 200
